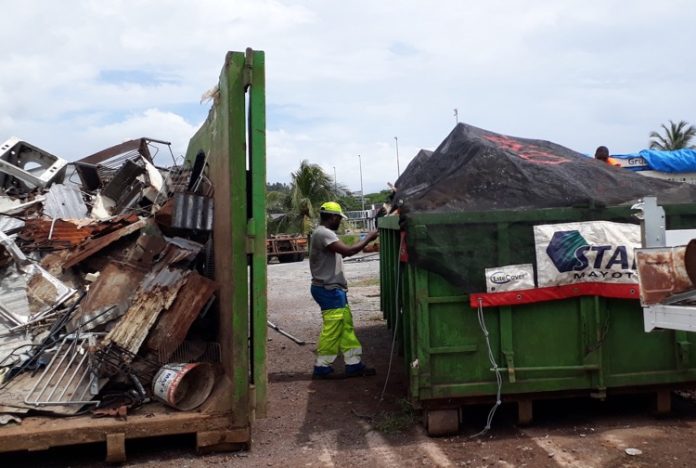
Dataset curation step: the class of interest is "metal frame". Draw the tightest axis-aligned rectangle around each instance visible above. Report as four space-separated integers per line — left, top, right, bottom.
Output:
0 137 67 189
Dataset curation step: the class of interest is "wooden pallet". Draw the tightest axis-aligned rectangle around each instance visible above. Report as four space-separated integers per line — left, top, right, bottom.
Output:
0 404 249 463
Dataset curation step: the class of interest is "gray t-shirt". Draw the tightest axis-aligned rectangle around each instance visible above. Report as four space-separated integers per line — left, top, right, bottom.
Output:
310 225 347 290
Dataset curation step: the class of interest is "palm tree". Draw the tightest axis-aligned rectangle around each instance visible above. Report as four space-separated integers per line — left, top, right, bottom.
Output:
290 160 336 233
649 120 696 150
268 160 344 234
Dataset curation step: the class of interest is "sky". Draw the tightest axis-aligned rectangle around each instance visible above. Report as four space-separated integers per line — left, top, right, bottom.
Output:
1 0 695 194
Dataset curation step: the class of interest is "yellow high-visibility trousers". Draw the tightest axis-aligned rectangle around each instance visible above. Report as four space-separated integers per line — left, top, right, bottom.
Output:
315 305 362 367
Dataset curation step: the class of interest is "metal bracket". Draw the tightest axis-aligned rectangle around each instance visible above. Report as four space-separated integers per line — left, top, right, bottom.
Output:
643 304 696 332
633 196 666 248
504 352 516 383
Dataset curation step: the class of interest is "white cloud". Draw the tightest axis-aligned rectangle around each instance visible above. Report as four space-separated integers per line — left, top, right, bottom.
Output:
1 1 696 193
78 109 200 165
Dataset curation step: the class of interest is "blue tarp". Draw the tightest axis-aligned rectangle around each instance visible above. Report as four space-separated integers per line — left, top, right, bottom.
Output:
612 149 696 173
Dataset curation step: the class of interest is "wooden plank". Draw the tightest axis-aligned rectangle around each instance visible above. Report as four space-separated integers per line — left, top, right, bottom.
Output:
656 389 672 415
196 429 250 453
517 399 533 426
0 406 247 453
146 272 219 361
105 433 126 463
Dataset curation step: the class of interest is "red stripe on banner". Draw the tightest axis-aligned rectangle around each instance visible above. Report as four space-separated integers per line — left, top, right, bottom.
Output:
470 283 640 308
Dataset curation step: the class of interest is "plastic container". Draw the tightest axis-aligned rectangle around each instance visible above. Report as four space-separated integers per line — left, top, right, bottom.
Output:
152 363 216 411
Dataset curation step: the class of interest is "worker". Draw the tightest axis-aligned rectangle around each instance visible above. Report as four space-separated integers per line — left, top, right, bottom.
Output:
594 146 610 163
310 201 379 379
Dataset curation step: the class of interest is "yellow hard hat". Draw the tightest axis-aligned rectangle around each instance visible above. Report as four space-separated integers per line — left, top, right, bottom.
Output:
319 201 347 219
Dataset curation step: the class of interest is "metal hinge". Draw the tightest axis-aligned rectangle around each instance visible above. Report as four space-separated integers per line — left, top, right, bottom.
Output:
246 219 256 254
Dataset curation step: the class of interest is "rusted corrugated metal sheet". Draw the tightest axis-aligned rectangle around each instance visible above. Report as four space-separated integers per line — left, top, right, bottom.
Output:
69 262 146 331
636 246 694 305
172 193 214 231
62 218 148 269
103 236 204 356
20 219 92 248
104 268 190 356
77 137 168 165
68 233 167 329
43 184 88 220
19 214 142 250
146 272 218 361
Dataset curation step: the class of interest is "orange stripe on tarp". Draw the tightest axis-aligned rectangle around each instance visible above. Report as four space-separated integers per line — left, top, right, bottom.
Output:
469 283 640 308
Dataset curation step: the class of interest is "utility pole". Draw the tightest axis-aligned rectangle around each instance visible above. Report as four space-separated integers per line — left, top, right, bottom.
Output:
333 166 337 193
453 108 459 125
394 136 401 178
358 154 365 214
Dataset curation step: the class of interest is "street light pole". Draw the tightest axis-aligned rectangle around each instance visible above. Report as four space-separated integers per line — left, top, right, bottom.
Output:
358 154 365 214
453 108 459 125
394 136 401 178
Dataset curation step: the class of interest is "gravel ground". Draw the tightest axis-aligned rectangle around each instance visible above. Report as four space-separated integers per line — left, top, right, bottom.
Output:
6 254 696 467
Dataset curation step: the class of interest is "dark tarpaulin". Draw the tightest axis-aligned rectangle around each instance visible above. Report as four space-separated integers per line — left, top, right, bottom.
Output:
396 123 696 214
394 123 696 291
395 149 433 191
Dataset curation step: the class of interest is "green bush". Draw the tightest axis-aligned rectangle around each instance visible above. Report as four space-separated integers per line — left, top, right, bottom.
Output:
340 234 358 246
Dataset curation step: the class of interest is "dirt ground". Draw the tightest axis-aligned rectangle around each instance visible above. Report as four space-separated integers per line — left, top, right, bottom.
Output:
5 255 696 467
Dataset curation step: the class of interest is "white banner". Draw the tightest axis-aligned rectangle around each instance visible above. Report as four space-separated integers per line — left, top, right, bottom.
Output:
534 221 640 287
485 264 535 293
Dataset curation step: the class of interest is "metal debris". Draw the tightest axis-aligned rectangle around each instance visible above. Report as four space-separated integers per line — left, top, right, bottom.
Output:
24 333 103 407
172 193 214 231
0 136 218 418
0 137 67 192
0 215 25 234
43 184 89 220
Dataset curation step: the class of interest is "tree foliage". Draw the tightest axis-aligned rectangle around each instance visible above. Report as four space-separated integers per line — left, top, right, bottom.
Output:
268 160 345 234
266 162 392 235
649 120 696 150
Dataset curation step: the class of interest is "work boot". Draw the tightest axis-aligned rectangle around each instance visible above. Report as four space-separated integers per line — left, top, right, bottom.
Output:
345 362 376 377
312 365 336 379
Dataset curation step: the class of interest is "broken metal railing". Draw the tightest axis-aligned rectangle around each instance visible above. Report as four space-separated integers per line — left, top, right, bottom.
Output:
24 333 104 407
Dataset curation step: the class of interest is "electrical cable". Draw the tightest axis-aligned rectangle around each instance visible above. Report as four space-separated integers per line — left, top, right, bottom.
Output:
468 298 503 439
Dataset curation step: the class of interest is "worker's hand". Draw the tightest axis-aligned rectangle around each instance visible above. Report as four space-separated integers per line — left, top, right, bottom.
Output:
366 230 379 243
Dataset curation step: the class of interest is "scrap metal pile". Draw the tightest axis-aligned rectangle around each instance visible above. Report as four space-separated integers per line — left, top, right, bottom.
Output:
0 137 219 422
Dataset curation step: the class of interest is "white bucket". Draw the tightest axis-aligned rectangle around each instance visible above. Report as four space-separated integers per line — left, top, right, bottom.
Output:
152 362 216 411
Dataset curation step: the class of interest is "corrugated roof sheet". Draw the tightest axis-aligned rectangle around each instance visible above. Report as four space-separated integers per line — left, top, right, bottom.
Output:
43 184 88 220
20 219 92 248
172 193 213 231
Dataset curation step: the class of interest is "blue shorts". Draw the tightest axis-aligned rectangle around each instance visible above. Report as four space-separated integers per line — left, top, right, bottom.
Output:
310 285 348 310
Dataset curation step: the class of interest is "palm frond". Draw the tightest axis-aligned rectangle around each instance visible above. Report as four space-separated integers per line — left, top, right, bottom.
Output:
649 120 696 150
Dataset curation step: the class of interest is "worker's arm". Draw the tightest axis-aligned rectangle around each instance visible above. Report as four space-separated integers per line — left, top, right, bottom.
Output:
327 230 378 258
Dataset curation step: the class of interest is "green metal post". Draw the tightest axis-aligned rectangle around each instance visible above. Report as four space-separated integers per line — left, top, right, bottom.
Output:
247 49 268 418
184 49 267 428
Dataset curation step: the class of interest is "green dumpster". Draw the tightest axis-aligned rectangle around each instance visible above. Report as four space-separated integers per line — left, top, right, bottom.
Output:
379 204 696 435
